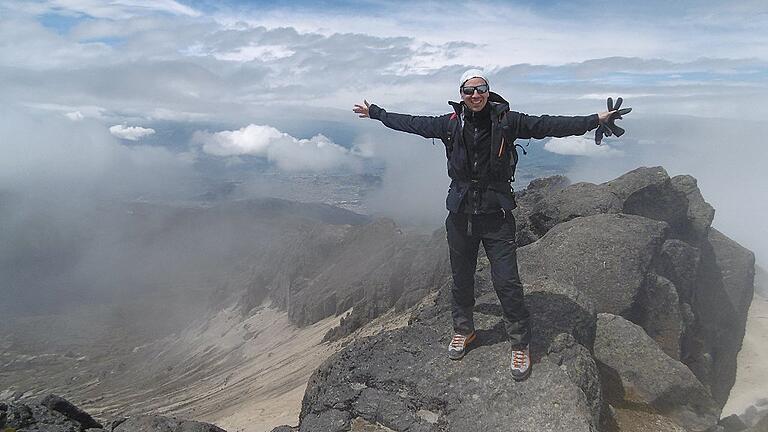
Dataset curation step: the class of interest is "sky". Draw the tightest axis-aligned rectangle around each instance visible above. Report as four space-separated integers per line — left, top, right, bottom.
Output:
1 0 768 266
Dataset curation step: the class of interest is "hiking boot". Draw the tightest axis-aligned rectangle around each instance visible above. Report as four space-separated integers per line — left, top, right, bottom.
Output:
448 332 476 360
511 344 531 381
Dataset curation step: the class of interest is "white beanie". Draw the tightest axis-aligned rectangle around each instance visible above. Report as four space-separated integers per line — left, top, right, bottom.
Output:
459 69 489 88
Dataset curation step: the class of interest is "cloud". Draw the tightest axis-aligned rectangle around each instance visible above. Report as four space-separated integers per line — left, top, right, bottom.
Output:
193 124 362 172
41 0 200 19
65 110 84 121
544 136 624 157
109 124 156 140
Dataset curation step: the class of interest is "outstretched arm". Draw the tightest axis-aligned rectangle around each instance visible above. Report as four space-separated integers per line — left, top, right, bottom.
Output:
353 99 445 139
516 112 600 140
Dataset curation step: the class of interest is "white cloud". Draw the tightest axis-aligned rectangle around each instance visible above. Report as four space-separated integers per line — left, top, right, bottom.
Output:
193 124 362 172
65 111 84 121
109 124 156 140
213 45 295 62
44 0 200 19
544 136 624 157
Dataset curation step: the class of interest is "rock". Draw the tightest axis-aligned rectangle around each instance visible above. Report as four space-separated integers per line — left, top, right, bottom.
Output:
547 333 602 426
606 406 689 432
750 411 768 432
262 218 450 331
296 282 600 432
512 175 571 246
594 313 719 431
686 229 755 406
518 213 669 317
527 182 622 237
41 394 102 429
603 167 689 233
756 265 768 298
2 399 83 432
719 414 748 431
709 228 756 320
669 175 715 241
270 426 299 432
523 278 597 351
656 239 701 304
112 415 227 432
636 274 682 360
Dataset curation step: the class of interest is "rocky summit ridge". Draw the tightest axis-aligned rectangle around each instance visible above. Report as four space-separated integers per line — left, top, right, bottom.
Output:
271 166 759 432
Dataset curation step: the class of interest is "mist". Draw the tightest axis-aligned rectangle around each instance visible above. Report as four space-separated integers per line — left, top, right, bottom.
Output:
559 114 768 268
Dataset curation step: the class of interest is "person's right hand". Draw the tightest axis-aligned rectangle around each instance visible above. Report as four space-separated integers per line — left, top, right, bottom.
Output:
353 100 370 118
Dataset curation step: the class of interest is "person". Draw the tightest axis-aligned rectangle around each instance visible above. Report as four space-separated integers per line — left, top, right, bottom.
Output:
353 69 625 381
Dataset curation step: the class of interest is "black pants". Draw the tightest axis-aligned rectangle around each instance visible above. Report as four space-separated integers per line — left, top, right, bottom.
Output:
445 211 531 346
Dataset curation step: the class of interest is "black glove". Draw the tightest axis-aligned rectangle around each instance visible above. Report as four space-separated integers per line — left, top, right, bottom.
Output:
595 97 632 145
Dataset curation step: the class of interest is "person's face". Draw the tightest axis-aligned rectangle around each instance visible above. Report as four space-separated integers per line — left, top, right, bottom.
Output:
461 77 489 112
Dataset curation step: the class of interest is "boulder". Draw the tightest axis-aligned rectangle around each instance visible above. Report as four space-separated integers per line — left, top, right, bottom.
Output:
636 274 683 360
687 229 756 406
604 405 689 432
709 228 756 320
527 182 622 237
518 213 669 317
112 415 227 432
750 411 768 432
41 394 102 429
756 265 767 298
670 175 715 242
1 396 100 432
656 239 701 304
594 313 719 431
603 166 689 233
718 414 748 431
513 175 571 246
291 285 600 432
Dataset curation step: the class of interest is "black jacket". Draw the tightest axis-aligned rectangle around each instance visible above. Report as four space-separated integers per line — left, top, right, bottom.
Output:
368 93 599 213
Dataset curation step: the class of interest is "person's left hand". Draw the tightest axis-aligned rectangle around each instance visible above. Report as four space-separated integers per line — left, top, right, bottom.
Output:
598 110 617 124
595 97 631 144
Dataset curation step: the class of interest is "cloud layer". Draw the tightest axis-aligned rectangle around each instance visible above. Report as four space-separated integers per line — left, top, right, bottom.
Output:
544 136 624 157
109 124 156 140
193 124 361 171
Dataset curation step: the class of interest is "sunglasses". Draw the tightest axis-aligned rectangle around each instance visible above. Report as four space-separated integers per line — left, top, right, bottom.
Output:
461 84 489 95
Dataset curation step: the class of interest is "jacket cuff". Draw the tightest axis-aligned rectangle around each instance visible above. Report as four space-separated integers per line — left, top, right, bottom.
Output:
589 113 600 130
368 104 383 120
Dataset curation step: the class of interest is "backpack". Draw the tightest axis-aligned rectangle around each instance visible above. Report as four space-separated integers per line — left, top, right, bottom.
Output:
445 110 526 182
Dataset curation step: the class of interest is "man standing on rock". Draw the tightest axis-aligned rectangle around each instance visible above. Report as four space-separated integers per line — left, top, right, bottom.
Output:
353 69 626 381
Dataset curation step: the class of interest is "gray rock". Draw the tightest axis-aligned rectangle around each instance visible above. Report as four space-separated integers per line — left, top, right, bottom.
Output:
750 411 768 432
636 274 682 360
112 415 227 432
687 229 755 406
594 313 719 431
518 213 669 317
41 394 102 429
261 218 450 333
603 167 689 233
670 175 715 241
527 182 622 237
719 414 748 431
547 333 602 426
297 288 600 432
709 228 756 320
656 239 701 304
756 265 768 298
1 400 82 432
513 175 571 246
